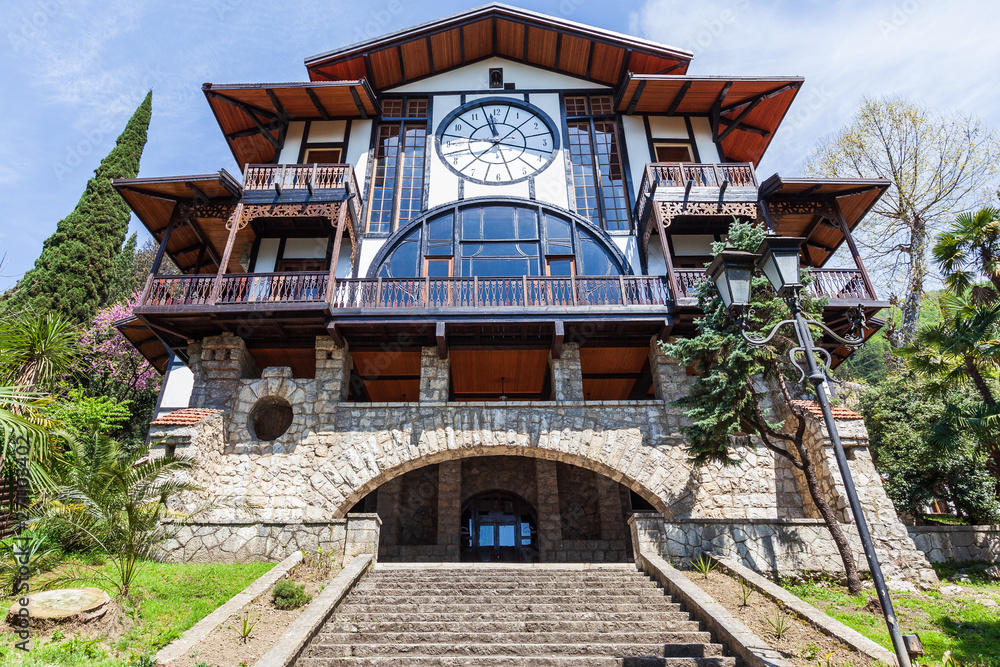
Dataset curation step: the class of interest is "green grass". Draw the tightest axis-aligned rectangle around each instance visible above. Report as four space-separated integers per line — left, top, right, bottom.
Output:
0 556 275 665
785 563 1000 666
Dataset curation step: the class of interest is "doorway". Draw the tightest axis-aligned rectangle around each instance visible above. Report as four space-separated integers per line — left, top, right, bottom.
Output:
461 492 538 562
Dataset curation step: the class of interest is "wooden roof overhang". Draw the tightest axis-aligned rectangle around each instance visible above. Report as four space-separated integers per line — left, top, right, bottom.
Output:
758 176 890 267
304 3 691 90
615 75 803 166
203 81 380 168
113 173 244 275
114 315 173 374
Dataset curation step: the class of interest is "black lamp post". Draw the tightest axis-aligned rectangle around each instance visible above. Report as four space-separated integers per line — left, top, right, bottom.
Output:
707 237 913 667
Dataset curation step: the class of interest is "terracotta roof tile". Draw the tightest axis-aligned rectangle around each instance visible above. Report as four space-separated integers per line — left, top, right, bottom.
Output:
150 408 222 426
790 400 862 420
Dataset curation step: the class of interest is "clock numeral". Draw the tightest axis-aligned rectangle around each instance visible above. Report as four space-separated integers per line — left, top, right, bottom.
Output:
496 173 502 181
454 123 462 131
542 138 547 146
472 113 479 120
533 122 539 129
453 157 459 165
522 168 527 175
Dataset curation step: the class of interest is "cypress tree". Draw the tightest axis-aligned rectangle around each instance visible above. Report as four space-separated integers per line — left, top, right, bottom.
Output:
6 91 152 322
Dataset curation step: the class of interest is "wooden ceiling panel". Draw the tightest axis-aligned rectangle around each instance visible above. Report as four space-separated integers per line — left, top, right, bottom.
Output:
450 349 549 396
579 346 648 374
351 349 421 377
558 33 590 77
369 47 403 88
249 347 317 378
582 378 635 401
526 25 558 69
588 42 625 84
496 19 525 60
365 378 420 402
462 19 494 62
400 39 432 79
429 28 462 71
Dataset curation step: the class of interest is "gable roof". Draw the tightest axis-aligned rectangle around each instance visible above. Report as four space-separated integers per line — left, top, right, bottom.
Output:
305 3 692 90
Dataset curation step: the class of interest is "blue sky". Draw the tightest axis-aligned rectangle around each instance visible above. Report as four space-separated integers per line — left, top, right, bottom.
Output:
2 0 999 291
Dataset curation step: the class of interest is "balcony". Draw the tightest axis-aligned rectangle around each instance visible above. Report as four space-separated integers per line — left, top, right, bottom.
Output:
634 162 759 242
241 163 363 241
671 267 879 303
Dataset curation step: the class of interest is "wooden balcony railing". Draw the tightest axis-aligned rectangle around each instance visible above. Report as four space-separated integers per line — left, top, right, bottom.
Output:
329 276 671 310
242 163 363 238
634 162 758 234
141 274 672 310
671 268 877 301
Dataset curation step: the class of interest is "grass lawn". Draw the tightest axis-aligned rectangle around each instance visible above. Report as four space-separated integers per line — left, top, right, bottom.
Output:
785 563 1000 666
0 556 275 666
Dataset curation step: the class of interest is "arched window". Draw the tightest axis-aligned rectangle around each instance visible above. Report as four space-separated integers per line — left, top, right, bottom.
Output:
370 199 629 279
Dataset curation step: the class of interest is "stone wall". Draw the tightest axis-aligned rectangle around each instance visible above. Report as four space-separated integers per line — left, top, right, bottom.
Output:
630 514 937 582
908 525 1000 563
158 513 381 565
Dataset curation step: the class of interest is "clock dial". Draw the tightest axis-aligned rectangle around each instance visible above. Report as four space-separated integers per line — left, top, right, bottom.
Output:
436 98 559 185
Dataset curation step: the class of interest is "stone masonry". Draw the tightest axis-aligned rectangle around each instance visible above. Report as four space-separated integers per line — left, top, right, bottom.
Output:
150 334 934 580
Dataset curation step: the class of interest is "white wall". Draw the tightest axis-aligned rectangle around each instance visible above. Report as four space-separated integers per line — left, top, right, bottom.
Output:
278 122 305 163
254 238 280 273
155 355 194 417
283 238 329 259
357 238 386 277
346 119 373 200
388 57 604 94
690 117 719 163
306 120 346 143
647 235 667 276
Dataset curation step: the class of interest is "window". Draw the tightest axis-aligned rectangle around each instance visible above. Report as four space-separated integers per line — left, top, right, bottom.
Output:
654 143 693 162
370 202 626 279
366 97 428 234
564 96 631 233
303 147 342 163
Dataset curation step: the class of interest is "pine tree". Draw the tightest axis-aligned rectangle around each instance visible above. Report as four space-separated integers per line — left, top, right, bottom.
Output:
5 92 152 322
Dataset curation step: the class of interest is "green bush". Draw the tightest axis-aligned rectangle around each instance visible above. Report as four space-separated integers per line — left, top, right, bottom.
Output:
272 578 311 610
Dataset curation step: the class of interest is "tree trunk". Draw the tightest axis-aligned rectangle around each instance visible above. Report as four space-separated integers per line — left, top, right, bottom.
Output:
964 355 997 407
794 436 865 594
899 218 928 346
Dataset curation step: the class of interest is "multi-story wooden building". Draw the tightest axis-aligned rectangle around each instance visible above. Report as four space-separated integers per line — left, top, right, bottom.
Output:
119 4 930 577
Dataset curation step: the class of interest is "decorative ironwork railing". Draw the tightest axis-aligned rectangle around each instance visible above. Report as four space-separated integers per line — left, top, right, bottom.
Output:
144 275 216 306
215 272 329 305
634 162 758 233
328 276 672 309
242 163 363 237
670 268 876 301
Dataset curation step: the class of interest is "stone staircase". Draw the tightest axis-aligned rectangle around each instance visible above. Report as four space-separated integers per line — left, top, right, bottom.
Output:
296 563 735 666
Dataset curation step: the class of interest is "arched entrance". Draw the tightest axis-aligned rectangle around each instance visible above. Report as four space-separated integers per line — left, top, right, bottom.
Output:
461 491 539 563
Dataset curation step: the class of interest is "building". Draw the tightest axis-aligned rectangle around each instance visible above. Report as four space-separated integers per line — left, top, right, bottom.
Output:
117 3 932 579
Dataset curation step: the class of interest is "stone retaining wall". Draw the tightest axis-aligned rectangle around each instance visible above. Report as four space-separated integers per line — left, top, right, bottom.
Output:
631 514 937 582
908 525 1000 563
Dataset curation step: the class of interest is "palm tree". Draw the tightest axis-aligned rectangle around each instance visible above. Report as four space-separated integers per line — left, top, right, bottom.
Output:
933 207 1000 299
43 431 208 600
0 311 80 388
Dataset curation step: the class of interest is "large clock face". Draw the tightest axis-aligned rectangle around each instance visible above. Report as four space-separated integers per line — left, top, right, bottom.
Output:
436 97 560 185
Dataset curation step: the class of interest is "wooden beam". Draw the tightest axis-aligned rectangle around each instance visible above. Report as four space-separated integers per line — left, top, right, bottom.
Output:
720 82 798 114
833 199 878 299
625 80 645 116
326 202 348 302
717 116 770 137
325 320 345 348
665 80 691 116
628 360 654 400
305 88 331 120
265 89 289 123
348 86 369 119
552 320 564 358
716 96 765 143
436 321 447 359
208 203 244 305
709 81 732 161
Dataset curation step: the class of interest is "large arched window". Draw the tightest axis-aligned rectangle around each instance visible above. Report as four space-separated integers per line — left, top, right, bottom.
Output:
369 199 629 278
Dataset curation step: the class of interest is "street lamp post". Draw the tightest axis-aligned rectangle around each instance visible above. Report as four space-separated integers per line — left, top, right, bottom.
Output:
707 237 913 667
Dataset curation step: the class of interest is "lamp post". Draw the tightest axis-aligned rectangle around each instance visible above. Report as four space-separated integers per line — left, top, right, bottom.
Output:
707 237 913 667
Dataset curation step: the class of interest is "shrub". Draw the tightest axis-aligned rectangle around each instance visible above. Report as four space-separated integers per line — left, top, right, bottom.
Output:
272 578 311 610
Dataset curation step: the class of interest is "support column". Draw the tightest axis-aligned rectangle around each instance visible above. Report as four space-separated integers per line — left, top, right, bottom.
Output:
596 475 626 541
535 460 562 561
419 346 450 401
375 477 401 560
343 513 382 567
549 342 584 400
437 460 462 561
315 336 352 402
190 333 259 410
648 336 686 404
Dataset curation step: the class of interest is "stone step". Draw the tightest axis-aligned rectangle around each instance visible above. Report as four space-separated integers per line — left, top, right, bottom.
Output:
330 611 694 624
343 594 675 605
298 657 736 667
313 631 714 646
304 642 725 658
354 582 662 593
324 619 699 634
335 602 682 614
369 571 643 580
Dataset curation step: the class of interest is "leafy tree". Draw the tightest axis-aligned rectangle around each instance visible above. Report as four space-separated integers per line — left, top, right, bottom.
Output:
806 96 1000 346
858 375 1000 524
933 206 1000 298
4 92 152 323
661 220 866 593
